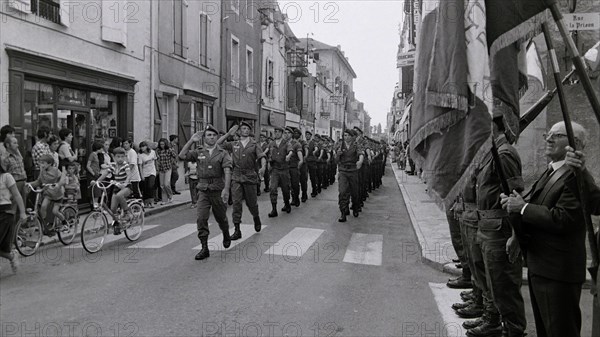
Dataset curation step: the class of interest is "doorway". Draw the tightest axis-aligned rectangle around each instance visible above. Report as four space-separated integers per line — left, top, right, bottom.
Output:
58 109 91 205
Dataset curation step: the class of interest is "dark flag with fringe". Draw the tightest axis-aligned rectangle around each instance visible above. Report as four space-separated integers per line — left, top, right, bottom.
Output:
409 0 548 208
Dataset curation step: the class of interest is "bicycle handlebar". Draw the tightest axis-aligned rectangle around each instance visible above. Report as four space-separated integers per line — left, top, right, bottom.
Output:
25 183 57 194
91 180 121 190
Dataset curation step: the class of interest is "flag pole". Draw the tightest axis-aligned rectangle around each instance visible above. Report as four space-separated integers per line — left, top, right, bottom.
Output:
542 23 599 282
545 0 600 125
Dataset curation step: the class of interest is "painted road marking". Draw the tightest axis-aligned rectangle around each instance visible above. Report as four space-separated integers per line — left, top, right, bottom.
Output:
71 225 159 248
264 227 324 257
128 223 197 249
343 233 383 266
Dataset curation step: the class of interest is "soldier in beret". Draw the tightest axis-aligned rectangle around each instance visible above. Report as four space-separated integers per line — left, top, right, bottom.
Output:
266 126 293 217
179 125 233 260
335 129 364 222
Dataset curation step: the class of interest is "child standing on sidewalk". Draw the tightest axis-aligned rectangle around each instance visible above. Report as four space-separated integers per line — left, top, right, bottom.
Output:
186 160 198 208
0 164 25 274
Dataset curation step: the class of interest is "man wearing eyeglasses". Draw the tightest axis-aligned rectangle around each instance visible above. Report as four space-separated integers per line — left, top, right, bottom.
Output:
501 121 588 337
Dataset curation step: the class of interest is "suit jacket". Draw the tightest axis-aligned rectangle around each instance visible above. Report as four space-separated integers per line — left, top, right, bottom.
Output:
522 166 586 283
565 170 600 216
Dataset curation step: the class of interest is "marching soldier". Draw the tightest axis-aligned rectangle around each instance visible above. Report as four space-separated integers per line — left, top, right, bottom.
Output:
179 126 233 261
267 126 293 217
285 127 304 207
293 128 309 203
353 127 368 207
327 136 337 186
316 135 328 192
305 131 320 198
336 129 364 222
259 134 270 193
468 116 526 337
217 122 267 240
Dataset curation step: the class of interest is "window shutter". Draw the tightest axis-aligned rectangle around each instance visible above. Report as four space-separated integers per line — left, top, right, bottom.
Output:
178 97 193 146
59 0 70 27
102 0 127 47
154 93 164 141
9 0 31 13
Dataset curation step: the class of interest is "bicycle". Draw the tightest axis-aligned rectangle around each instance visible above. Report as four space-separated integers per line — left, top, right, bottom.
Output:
14 183 79 257
80 181 145 254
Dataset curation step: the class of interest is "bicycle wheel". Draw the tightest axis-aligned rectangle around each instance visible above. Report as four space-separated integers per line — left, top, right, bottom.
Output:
57 206 78 245
80 211 108 253
124 202 145 241
15 216 43 257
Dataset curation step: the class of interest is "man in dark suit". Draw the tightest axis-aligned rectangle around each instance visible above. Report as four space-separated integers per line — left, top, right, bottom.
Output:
501 121 588 337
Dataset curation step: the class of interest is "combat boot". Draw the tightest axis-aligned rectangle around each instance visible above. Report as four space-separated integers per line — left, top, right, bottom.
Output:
195 237 210 260
231 224 242 241
452 300 473 310
456 302 484 319
338 212 347 222
461 290 474 301
466 313 501 337
291 198 300 207
254 216 262 232
222 229 232 249
301 193 308 203
268 203 278 218
463 313 487 330
447 275 472 289
281 203 291 213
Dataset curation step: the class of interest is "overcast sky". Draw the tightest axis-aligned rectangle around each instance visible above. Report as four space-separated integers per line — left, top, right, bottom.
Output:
278 0 403 128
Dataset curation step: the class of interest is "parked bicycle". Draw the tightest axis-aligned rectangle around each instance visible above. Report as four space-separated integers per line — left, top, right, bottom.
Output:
80 180 145 253
14 183 79 257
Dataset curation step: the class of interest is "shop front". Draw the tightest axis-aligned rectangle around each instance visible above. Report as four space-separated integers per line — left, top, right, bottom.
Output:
7 48 137 206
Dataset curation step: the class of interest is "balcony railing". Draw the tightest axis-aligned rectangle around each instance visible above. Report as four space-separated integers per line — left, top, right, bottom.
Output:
32 0 61 24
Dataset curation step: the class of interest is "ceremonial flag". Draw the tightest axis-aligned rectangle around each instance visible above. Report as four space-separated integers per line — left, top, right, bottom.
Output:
410 0 549 208
584 41 600 78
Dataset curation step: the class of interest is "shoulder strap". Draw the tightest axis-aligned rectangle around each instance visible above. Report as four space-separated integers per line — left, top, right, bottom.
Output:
538 165 571 202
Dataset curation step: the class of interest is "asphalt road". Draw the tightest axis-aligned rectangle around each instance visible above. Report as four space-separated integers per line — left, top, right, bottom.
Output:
0 167 594 337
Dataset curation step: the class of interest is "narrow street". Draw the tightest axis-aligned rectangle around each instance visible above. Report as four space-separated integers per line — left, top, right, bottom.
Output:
1 167 453 337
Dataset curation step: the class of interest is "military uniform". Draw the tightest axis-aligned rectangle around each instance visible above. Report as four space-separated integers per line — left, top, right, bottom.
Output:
221 135 265 237
305 132 320 197
470 135 526 337
336 131 362 222
260 137 271 192
181 137 232 260
268 129 293 216
287 129 303 207
297 132 309 202
316 136 327 192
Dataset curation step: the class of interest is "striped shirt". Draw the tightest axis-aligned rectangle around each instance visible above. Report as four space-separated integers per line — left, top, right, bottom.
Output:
32 141 51 170
1 151 27 181
107 163 131 183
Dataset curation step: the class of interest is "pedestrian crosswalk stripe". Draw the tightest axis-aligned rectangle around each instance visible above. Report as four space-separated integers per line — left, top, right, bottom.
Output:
71 225 160 248
194 224 268 251
264 227 324 257
128 223 197 249
342 233 383 266
429 283 468 337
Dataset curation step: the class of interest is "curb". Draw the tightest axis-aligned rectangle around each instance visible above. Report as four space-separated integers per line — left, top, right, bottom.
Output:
390 163 594 289
40 199 191 247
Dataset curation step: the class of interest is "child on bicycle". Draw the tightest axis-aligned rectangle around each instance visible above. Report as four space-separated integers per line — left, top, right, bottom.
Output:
64 162 81 203
94 147 132 235
27 154 67 234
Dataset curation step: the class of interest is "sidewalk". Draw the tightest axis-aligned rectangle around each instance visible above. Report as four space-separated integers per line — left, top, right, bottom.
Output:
390 163 594 288
41 190 193 246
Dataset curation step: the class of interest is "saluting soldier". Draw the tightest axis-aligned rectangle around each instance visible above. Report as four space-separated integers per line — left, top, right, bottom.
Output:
217 122 267 240
305 131 320 198
267 126 293 217
285 127 304 207
335 129 364 222
293 128 309 203
179 126 233 261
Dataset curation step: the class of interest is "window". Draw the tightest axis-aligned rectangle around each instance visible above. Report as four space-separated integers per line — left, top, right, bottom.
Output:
266 59 274 98
246 46 254 93
245 0 254 25
30 0 61 24
174 0 185 57
199 12 210 67
231 36 240 86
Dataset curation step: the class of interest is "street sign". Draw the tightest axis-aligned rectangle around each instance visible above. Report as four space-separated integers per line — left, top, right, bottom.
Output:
397 51 415 68
562 12 600 31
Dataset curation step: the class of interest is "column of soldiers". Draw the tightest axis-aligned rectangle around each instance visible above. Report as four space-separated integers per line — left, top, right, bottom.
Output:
447 115 592 337
180 123 389 260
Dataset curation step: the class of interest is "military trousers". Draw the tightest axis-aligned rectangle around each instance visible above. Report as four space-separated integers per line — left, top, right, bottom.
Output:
263 166 270 190
317 163 327 189
447 208 470 275
299 163 308 197
338 169 359 215
231 181 260 225
196 189 229 239
478 220 526 334
307 162 319 194
460 216 491 309
289 166 300 202
270 169 290 205
328 161 336 184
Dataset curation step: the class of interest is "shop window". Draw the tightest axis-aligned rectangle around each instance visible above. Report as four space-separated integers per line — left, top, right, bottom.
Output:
90 92 118 142
57 86 87 106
